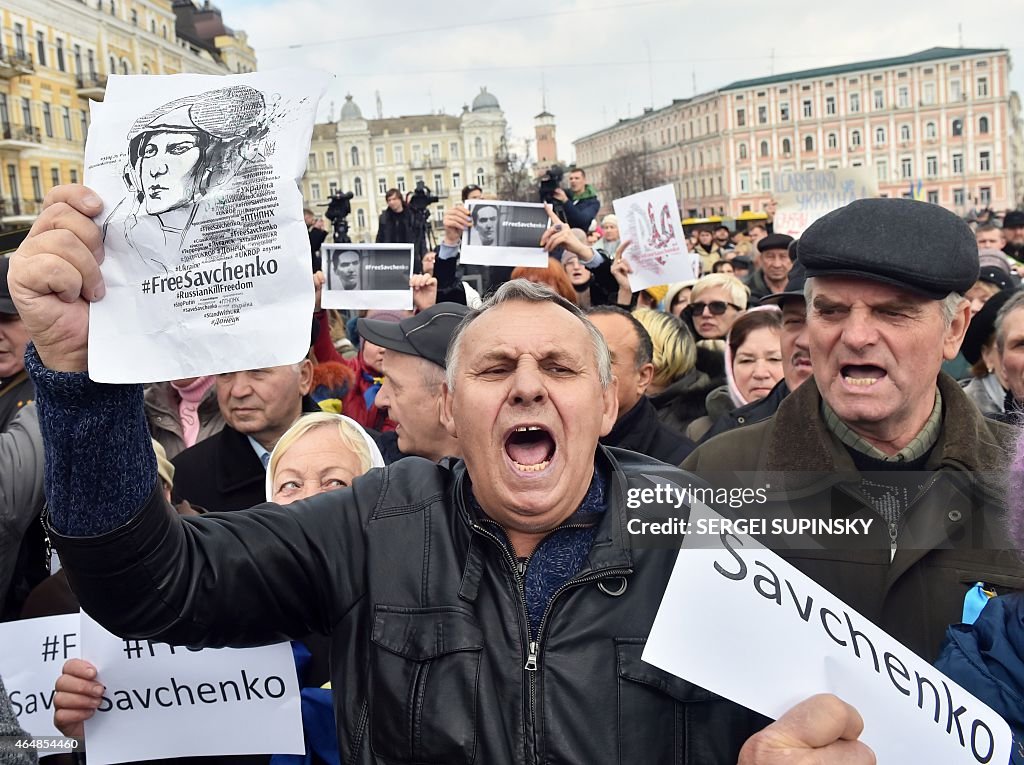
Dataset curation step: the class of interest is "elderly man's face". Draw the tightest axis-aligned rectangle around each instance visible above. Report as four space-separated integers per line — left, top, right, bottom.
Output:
0 313 29 378
1005 225 1024 247
216 363 313 449
375 351 449 461
475 206 498 244
780 299 812 391
140 131 203 215
761 248 792 284
807 276 968 450
1000 308 1024 402
443 301 616 546
589 312 651 415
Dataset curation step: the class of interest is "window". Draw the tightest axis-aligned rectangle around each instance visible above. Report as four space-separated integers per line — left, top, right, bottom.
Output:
802 100 812 118
979 151 991 172
950 79 962 101
326 151 336 168
899 124 911 142
393 145 403 163
738 143 747 160
474 137 483 158
120 60 128 75
977 77 988 97
375 146 384 164
873 90 884 109
760 170 771 191
311 183 320 199
979 186 991 206
51 167 60 188
56 39 65 71
452 171 461 189
476 167 485 186
900 157 912 179
36 31 46 67
927 190 939 204
979 116 989 134
759 140 769 158
952 153 963 174
78 109 86 139
433 172 442 194
757 105 767 124
162 25 168 39
42 104 53 138
449 142 459 159
874 126 886 145
411 144 421 163
31 167 43 201
430 143 440 160
851 129 862 147
396 175 406 193
953 188 965 206
150 19 156 33
87 49 95 76
925 155 938 177
804 135 814 152
308 153 317 171
736 109 746 127
131 9 138 25
780 103 789 121
738 171 750 193
328 181 338 195
109 0 115 15
876 159 888 182
849 92 860 113
14 23 25 57
922 82 935 105
377 177 387 195
782 137 792 154
69 168 78 184
952 118 964 137
21 98 32 129
825 96 836 115
897 86 909 108
925 121 937 139
357 209 366 228
353 177 363 196
350 146 360 167
827 132 837 149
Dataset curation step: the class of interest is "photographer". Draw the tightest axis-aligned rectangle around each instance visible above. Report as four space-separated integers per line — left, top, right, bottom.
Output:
304 207 327 270
551 167 600 231
375 188 415 244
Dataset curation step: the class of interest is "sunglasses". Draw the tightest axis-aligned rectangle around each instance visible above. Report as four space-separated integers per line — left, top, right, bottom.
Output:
691 301 741 316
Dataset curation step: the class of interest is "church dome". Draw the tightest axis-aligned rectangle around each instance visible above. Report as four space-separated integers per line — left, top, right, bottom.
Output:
471 87 500 112
340 94 362 121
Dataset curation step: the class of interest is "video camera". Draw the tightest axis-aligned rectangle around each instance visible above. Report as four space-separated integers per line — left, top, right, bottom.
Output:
408 180 439 212
538 164 565 205
323 190 354 243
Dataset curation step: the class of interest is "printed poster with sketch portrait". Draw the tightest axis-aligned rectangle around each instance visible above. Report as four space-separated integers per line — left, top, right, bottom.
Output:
612 184 696 292
83 70 328 383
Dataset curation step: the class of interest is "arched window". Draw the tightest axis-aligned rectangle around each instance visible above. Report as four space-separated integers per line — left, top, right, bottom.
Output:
474 137 483 158
353 177 363 197
925 121 937 139
108 55 115 74
952 119 963 137
827 133 837 149
150 19 156 33
350 146 359 167
851 129 862 147
899 124 911 141
476 167 485 186
356 209 366 228
759 140 769 158
979 116 989 134
120 59 128 75
781 138 792 154
804 135 814 152
738 143 747 159
875 126 886 144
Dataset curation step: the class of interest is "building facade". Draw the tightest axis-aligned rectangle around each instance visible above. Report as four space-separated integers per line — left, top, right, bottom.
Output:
0 0 255 231
302 88 508 242
574 47 1021 217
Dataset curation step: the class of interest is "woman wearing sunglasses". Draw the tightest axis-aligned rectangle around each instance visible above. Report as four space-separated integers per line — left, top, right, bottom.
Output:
687 273 749 341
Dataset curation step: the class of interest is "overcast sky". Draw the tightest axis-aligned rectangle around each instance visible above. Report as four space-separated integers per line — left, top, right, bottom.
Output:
214 0 1023 167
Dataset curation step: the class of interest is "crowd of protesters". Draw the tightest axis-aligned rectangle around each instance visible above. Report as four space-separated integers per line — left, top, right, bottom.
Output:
2 165 1024 765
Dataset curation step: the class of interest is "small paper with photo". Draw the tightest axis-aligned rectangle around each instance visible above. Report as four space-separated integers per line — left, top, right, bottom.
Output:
321 243 413 310
460 200 550 267
612 184 696 292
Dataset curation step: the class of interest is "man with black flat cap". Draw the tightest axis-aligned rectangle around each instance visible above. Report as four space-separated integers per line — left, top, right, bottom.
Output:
686 197 1024 664
358 302 469 463
745 232 794 301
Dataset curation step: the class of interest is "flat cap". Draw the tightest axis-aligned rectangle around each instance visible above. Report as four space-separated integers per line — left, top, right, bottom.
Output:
797 198 979 299
357 303 470 369
757 233 794 253
1004 210 1024 229
0 257 17 315
961 289 1016 365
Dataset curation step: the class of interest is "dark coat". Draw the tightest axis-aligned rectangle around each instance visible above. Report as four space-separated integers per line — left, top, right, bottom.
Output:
52 448 770 764
171 424 267 512
647 367 721 438
375 207 415 245
601 397 695 464
685 373 1024 661
563 185 600 231
935 594 1024 764
697 379 790 445
0 370 34 431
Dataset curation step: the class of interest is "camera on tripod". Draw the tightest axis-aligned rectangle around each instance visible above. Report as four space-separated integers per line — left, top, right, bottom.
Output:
408 180 439 212
323 190 354 243
538 164 565 205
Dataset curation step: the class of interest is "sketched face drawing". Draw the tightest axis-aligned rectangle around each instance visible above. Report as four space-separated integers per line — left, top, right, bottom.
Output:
138 130 205 215
334 251 360 290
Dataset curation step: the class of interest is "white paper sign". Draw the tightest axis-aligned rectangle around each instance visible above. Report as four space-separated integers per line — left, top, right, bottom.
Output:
80 612 303 764
85 70 328 383
320 243 413 310
643 502 1011 765
612 184 695 291
459 200 549 267
0 614 80 739
772 167 878 237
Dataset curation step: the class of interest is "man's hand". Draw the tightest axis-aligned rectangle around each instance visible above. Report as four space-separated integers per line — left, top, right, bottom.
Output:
442 205 472 246
53 658 104 739
410 273 437 312
8 185 105 372
610 240 635 304
539 204 591 261
421 251 436 275
313 270 325 312
738 695 875 765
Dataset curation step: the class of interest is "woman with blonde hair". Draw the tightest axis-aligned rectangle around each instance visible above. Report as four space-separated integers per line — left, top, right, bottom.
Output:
687 273 749 341
632 308 720 437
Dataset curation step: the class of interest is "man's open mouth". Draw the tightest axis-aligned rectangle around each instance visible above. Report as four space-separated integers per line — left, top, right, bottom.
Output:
504 425 556 473
841 364 886 387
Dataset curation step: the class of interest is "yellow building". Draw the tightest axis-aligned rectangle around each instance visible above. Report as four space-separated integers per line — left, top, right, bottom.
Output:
0 0 255 231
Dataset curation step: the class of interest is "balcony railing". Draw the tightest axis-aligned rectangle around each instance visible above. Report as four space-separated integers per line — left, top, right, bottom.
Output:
0 197 44 221
0 48 34 78
76 72 107 97
0 125 42 146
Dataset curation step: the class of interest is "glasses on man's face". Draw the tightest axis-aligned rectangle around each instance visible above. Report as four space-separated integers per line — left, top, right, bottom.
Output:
691 300 740 316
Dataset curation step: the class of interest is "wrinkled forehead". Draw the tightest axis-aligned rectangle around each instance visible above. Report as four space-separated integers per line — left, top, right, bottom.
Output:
810 275 938 309
459 301 594 363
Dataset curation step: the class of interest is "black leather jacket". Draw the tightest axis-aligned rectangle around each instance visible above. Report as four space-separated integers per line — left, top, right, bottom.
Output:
52 447 767 764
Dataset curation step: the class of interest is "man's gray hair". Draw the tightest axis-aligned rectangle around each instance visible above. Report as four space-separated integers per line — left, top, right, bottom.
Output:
803 277 964 328
996 291 1024 353
445 279 613 390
